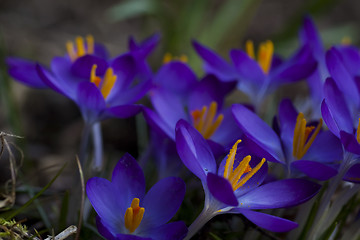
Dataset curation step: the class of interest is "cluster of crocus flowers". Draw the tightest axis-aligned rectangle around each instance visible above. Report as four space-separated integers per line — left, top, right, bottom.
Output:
192 38 317 109
7 14 360 240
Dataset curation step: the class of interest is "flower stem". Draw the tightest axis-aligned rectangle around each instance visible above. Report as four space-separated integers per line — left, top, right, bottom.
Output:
91 122 103 171
79 122 92 166
184 207 217 240
308 152 354 239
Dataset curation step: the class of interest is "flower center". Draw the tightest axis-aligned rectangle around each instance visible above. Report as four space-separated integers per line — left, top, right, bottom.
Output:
223 140 266 191
162 53 188 64
124 198 145 233
292 113 322 159
90 64 117 99
66 35 94 62
245 40 274 74
190 101 224 139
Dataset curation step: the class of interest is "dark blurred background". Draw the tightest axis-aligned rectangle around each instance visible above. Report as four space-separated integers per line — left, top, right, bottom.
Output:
0 0 359 236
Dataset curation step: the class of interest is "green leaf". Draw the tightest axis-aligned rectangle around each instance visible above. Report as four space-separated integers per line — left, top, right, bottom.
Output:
297 183 327 240
107 0 159 22
198 0 261 48
58 190 70 232
209 232 223 240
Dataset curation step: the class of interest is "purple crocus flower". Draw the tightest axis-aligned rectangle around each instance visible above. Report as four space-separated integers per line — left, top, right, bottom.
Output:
143 60 241 155
231 100 342 181
175 120 320 239
7 35 157 169
321 77 360 182
7 35 159 124
86 153 187 240
192 39 317 109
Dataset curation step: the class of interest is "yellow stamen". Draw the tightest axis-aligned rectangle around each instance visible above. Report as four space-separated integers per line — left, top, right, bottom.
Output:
89 64 117 99
66 41 77 62
90 65 101 87
341 36 352 46
76 36 86 57
86 35 95 54
179 54 188 63
245 40 274 74
246 40 255 59
190 101 224 139
163 53 172 64
101 68 117 99
223 140 266 191
66 35 95 62
224 139 242 179
357 118 360 144
257 41 273 74
233 158 266 191
124 198 145 233
163 53 188 64
292 112 322 159
228 155 251 188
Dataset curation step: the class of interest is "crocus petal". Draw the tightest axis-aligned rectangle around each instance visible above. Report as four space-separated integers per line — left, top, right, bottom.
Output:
322 77 353 137
278 99 298 148
94 43 110 60
340 131 360 155
86 177 125 234
326 47 360 109
142 177 185 228
143 107 175 140
71 55 108 78
269 45 317 86
344 164 360 183
210 108 243 147
109 80 151 106
192 40 238 82
236 179 320 209
6 57 48 88
111 153 146 207
115 234 151 240
230 49 265 96
229 209 298 232
291 160 338 181
150 89 187 130
232 104 285 163
76 81 106 123
109 53 139 91
207 173 238 206
103 104 143 120
128 34 160 58
187 75 223 111
175 119 217 181
141 221 187 240
304 131 343 163
153 61 197 95
299 15 324 59
51 57 87 97
96 216 116 240
36 64 68 97
336 45 360 76
187 74 236 112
